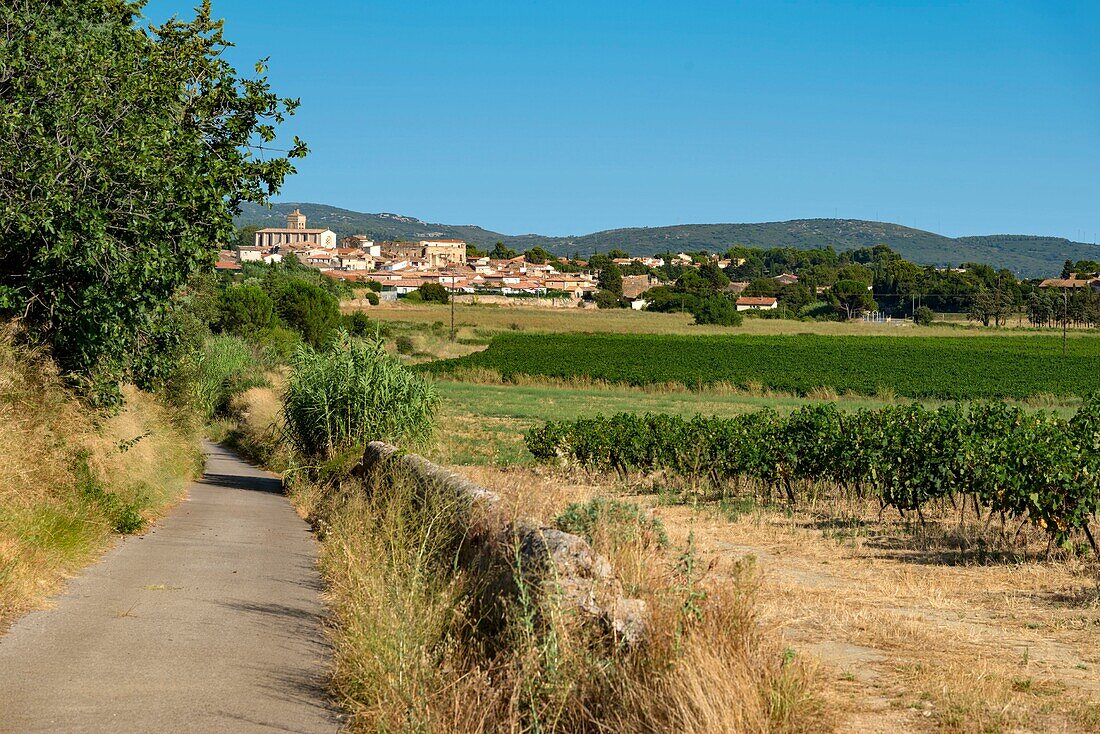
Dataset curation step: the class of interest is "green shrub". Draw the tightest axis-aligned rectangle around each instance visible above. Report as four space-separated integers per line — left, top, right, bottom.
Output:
217 284 275 335
555 498 668 550
403 290 424 303
798 301 835 320
593 290 624 309
365 280 382 292
691 296 743 326
276 280 340 347
282 333 440 459
252 325 301 364
362 290 380 306
913 306 935 326
395 335 415 355
343 311 390 338
418 283 449 303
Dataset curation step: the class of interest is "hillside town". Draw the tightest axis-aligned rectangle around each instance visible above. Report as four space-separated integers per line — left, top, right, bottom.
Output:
214 209 801 311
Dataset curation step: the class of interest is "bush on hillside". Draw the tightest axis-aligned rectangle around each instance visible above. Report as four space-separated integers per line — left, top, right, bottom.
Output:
691 296 743 327
914 306 935 326
282 333 440 459
276 280 340 347
361 290 380 306
217 284 276 335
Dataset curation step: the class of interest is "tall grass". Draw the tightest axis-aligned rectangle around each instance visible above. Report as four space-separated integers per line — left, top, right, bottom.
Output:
187 334 268 421
289 468 830 734
0 328 201 626
282 332 439 460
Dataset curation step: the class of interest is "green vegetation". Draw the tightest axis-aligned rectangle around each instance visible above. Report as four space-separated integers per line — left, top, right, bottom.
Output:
0 333 201 625
425 332 1100 399
282 334 439 460
0 1 304 402
526 399 1100 552
275 280 341 347
555 498 668 549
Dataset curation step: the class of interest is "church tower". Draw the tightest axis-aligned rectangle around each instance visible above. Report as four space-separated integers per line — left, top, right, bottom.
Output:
287 208 307 230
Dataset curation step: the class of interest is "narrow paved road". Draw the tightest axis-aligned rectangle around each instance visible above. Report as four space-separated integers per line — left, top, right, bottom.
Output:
0 442 340 733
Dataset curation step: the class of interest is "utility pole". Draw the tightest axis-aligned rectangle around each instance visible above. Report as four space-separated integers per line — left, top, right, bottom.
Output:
450 275 456 342
1063 288 1068 357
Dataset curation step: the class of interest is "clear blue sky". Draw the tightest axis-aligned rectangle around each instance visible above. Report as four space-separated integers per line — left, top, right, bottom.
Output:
143 1 1099 241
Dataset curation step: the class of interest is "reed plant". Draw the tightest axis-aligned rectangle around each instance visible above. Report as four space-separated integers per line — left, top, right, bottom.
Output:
282 331 439 460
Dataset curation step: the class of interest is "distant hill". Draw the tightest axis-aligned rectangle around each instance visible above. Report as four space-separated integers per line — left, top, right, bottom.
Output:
236 202 1099 277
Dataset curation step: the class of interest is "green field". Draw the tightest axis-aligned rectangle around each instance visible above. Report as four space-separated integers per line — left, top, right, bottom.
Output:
424 332 1100 400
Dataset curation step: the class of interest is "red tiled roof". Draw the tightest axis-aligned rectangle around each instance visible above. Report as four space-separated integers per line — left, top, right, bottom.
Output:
736 296 777 306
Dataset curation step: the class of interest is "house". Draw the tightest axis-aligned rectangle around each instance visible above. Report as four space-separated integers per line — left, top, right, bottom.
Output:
253 209 338 249
621 274 658 299
341 235 381 257
774 273 799 286
386 240 467 268
736 296 779 312
630 299 648 311
725 281 749 295
237 246 267 263
1039 277 1100 291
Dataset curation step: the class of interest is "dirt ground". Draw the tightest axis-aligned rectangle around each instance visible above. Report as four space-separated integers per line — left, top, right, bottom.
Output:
460 464 1100 734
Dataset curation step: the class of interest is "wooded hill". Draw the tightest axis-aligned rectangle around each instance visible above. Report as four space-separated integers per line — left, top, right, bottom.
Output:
236 202 1100 278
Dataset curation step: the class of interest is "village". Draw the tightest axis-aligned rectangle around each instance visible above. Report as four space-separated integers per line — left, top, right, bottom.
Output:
214 209 793 311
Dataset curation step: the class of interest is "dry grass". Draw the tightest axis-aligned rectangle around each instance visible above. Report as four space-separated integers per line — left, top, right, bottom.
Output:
0 331 201 628
289 467 831 734
474 463 1100 733
216 369 836 732
361 301 1087 340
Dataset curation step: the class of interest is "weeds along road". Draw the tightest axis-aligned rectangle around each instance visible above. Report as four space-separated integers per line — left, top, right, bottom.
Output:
0 442 340 733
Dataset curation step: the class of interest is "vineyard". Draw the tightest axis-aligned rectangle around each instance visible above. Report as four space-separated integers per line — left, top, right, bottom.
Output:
426 332 1100 399
525 397 1100 553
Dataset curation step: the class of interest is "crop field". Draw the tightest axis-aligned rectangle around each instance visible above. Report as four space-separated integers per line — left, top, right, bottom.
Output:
424 332 1100 399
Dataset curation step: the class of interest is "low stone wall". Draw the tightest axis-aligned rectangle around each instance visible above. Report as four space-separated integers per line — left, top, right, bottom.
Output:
360 441 647 644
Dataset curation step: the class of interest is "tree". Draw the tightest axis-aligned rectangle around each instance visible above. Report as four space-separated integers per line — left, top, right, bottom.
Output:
0 1 305 401
217 285 275 335
597 262 624 297
831 280 876 320
1027 291 1056 327
490 241 518 260
743 278 779 298
698 262 730 290
523 246 554 264
691 296 742 327
277 281 340 347
418 283 449 303
913 306 934 326
232 225 260 250
967 288 1012 327
593 289 624 309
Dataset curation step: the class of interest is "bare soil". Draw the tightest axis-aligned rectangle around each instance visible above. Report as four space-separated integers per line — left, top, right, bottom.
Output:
460 465 1100 733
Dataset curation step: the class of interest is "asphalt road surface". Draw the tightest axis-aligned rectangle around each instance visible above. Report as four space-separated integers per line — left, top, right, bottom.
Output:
0 442 340 733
